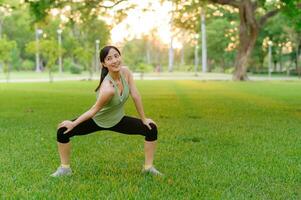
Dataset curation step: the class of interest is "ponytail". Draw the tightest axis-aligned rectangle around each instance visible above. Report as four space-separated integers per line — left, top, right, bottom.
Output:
95 66 108 92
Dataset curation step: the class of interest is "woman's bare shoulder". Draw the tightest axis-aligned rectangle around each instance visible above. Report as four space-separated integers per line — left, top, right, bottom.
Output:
121 66 132 81
121 66 132 74
99 79 115 95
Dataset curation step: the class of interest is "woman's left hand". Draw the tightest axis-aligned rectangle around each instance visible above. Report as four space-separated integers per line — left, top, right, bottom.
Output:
142 118 157 130
58 120 75 134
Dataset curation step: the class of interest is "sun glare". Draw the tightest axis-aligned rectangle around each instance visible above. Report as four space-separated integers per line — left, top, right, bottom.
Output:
110 0 182 49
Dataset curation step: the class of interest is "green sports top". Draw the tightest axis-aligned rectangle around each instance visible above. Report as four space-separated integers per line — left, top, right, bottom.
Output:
92 73 129 128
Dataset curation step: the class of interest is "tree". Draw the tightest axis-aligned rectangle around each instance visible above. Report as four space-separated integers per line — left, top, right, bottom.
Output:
283 3 301 78
24 0 117 78
26 38 65 82
122 39 148 72
0 36 17 81
3 7 35 67
206 18 236 72
25 0 130 24
172 0 301 80
40 39 65 82
73 46 93 80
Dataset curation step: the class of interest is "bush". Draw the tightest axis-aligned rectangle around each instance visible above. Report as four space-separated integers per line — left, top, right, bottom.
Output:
21 60 35 71
178 64 193 72
51 65 59 72
63 58 84 74
211 67 225 73
136 63 153 73
225 67 235 74
70 64 84 74
63 58 74 72
288 69 301 76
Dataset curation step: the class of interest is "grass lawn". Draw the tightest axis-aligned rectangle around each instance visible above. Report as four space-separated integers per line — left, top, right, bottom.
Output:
1 80 301 199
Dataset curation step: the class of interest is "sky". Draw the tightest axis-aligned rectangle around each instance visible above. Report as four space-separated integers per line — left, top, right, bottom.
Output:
108 0 182 48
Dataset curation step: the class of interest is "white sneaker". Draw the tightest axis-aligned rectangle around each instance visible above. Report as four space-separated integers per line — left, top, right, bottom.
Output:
142 166 163 176
50 166 72 177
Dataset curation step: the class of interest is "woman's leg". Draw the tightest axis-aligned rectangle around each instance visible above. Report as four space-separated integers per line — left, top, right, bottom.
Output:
109 116 161 174
58 142 71 166
52 118 104 177
144 140 157 167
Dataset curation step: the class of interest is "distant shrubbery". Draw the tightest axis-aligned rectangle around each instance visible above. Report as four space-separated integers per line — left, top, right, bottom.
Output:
21 60 35 71
64 58 83 74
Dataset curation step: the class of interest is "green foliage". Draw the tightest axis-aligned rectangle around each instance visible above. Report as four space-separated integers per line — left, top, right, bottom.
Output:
0 36 16 80
73 46 93 71
10 47 22 71
206 18 235 70
26 0 132 24
25 40 36 56
2 0 111 73
70 63 84 74
64 19 110 73
26 0 55 23
0 36 17 63
137 63 153 73
25 38 66 81
172 0 301 74
3 6 34 60
121 37 168 72
39 39 60 70
122 39 146 71
63 57 75 72
26 38 65 71
79 19 109 46
21 59 34 71
282 0 301 31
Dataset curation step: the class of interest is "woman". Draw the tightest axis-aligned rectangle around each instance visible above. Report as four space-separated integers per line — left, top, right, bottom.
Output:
51 45 162 177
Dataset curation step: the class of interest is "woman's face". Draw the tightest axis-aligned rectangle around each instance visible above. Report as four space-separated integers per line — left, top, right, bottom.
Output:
102 48 122 72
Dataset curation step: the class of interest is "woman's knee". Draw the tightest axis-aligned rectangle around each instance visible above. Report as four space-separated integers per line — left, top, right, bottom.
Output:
56 127 70 143
145 123 158 141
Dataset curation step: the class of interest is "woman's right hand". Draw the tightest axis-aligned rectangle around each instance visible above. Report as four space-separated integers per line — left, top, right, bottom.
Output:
142 118 157 130
58 120 75 134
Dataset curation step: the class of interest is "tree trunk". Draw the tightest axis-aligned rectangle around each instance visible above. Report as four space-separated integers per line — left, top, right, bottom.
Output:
297 48 301 79
233 1 259 81
49 69 53 83
89 59 93 81
280 49 283 72
5 62 10 82
294 40 300 79
168 37 174 72
287 62 290 76
168 2 174 72
146 41 151 64
180 47 185 65
273 60 277 72
201 10 207 73
259 53 264 73
221 58 225 73
0 18 3 39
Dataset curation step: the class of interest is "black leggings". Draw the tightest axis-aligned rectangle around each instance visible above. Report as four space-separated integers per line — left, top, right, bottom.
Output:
57 116 158 143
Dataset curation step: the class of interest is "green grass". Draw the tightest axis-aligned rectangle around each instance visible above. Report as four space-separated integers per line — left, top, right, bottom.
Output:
1 80 301 199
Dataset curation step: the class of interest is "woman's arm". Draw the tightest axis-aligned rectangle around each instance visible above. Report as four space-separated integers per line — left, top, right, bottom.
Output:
125 67 156 129
59 82 114 133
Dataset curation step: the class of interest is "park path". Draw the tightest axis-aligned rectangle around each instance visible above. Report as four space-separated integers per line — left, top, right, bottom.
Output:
0 73 300 83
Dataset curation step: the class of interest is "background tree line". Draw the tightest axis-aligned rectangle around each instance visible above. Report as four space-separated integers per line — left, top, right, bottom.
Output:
0 0 300 80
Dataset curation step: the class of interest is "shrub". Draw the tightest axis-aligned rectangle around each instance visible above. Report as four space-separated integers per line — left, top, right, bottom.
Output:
21 60 35 71
70 64 84 74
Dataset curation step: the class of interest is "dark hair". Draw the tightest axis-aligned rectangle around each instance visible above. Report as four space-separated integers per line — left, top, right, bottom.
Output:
94 45 121 92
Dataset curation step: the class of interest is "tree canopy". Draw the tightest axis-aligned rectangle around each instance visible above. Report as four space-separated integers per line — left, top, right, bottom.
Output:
172 0 301 80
